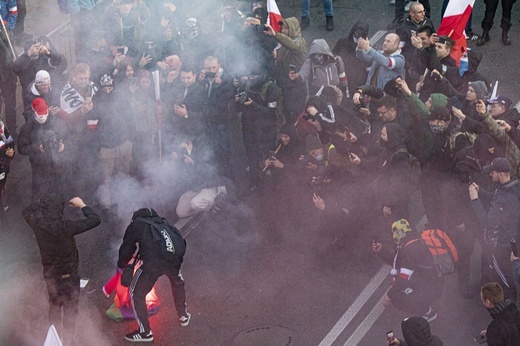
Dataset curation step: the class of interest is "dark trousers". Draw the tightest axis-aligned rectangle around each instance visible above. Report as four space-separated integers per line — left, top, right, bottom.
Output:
482 245 517 302
481 0 517 31
0 172 6 205
242 126 276 190
208 123 234 180
281 85 307 123
130 263 187 333
0 65 17 136
44 272 80 346
13 0 27 38
395 0 431 20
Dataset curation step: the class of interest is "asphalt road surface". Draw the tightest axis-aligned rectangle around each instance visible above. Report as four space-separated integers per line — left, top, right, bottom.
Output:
2 0 520 345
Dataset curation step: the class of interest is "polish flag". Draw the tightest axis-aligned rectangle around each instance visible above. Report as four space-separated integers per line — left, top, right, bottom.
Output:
437 0 475 65
267 0 283 32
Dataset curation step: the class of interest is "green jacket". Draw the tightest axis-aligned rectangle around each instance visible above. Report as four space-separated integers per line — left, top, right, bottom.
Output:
481 112 520 178
274 17 307 88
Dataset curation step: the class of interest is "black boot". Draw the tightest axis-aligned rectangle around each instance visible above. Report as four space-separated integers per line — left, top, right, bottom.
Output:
502 29 512 45
326 16 334 31
477 30 490 46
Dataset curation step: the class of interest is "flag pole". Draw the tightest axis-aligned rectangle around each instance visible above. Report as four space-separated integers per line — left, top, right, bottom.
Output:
0 20 17 60
152 70 162 163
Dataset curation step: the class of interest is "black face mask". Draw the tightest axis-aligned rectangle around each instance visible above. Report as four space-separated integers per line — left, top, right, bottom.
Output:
241 74 264 89
312 54 325 65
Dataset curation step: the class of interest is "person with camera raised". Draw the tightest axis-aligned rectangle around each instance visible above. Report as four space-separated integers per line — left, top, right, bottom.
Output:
12 36 67 99
264 17 307 122
197 55 235 180
235 67 281 192
356 33 404 90
290 38 347 98
395 2 435 70
18 98 67 203
470 157 520 302
23 70 62 123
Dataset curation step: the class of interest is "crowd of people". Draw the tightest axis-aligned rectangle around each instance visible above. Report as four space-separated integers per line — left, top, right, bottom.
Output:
2 0 520 344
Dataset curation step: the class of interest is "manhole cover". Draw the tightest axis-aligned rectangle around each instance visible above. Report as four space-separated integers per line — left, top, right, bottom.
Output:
232 325 298 346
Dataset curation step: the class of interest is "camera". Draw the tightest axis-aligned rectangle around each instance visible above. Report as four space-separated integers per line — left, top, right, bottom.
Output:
310 176 325 193
263 25 269 32
432 72 443 82
205 71 216 79
353 29 367 40
353 103 366 111
237 91 249 105
289 64 296 73
41 130 59 153
117 46 125 55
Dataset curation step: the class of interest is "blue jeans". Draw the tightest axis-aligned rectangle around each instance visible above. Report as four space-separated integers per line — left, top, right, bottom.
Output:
302 0 333 17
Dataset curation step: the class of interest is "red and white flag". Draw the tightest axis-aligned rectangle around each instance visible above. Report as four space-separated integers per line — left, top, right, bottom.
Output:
437 0 475 65
267 0 283 32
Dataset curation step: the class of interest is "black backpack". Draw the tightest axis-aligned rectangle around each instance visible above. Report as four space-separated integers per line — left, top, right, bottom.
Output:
135 217 186 262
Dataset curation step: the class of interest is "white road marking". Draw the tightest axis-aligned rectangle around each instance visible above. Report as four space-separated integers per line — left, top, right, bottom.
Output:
343 294 386 346
370 30 388 47
318 265 389 346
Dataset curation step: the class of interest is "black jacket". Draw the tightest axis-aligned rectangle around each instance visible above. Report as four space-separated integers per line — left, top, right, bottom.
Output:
396 17 436 69
118 208 184 268
167 81 208 138
486 300 520 346
0 119 14 174
12 50 67 93
332 21 370 94
18 116 67 170
22 82 62 121
89 89 134 149
22 194 101 277
200 72 235 127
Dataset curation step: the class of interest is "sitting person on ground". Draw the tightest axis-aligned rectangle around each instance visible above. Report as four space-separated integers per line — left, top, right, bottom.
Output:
171 136 228 218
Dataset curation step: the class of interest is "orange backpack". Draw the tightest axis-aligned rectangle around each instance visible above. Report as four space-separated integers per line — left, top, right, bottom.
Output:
421 229 459 276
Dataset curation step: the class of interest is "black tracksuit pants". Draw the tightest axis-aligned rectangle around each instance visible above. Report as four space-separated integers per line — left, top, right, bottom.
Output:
129 262 187 333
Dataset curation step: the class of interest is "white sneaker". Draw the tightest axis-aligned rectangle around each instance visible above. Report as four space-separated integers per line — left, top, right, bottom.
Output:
180 312 191 327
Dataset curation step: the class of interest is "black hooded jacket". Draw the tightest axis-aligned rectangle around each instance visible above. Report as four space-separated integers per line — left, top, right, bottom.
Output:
118 208 184 268
22 193 101 277
378 123 415 209
399 316 443 346
332 21 370 94
486 300 520 346
18 115 68 170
